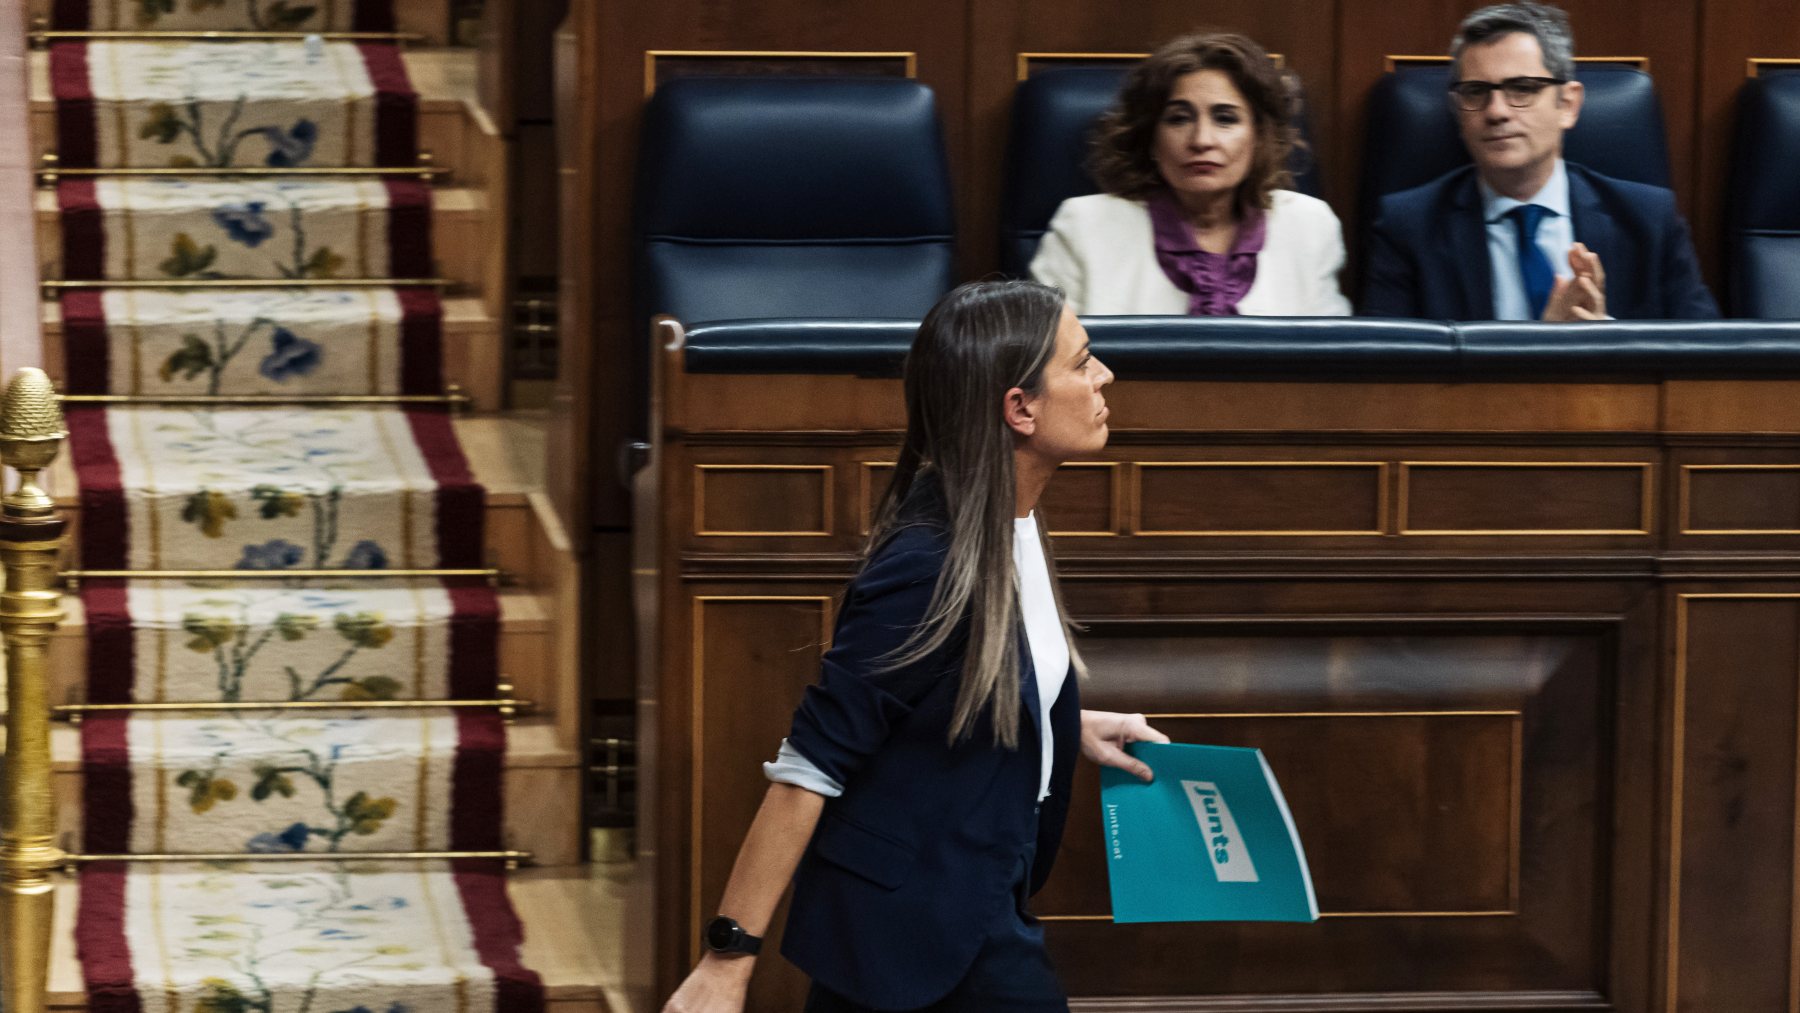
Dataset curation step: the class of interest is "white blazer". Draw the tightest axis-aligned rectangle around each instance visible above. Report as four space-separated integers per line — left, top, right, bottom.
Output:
1029 190 1352 317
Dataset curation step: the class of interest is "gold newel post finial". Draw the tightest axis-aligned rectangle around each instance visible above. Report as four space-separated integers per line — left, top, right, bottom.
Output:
0 367 70 1013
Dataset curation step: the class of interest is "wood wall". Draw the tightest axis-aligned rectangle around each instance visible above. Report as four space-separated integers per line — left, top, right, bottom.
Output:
640 348 1800 1010
551 0 1800 548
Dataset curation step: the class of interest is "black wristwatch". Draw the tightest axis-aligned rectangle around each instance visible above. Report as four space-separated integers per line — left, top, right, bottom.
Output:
703 915 762 956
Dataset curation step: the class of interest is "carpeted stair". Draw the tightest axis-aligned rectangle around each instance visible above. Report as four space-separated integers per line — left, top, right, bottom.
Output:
44 3 547 1009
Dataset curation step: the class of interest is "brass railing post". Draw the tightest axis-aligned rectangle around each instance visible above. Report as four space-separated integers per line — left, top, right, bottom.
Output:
0 368 70 1013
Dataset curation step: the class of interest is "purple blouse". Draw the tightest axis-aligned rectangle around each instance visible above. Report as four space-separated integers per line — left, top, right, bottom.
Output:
1145 189 1267 316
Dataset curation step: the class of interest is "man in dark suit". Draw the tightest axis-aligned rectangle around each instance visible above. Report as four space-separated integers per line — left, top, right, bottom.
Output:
1362 2 1719 321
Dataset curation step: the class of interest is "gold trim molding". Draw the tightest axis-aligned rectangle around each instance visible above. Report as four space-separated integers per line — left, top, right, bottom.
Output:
644 50 918 98
1396 460 1654 536
1132 461 1388 537
1749 58 1800 77
1677 463 1800 535
693 464 834 537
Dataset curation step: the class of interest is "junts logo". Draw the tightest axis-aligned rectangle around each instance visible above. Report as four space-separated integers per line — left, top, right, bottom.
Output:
1181 781 1260 883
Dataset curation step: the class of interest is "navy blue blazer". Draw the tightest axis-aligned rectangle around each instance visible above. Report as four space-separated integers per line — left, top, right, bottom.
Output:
1361 162 1719 320
781 491 1081 1010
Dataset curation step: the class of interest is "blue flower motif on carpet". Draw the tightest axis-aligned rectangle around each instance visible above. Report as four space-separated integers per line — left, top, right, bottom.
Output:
213 201 274 247
260 327 322 382
340 540 389 570
263 119 319 168
238 539 304 570
247 821 311 853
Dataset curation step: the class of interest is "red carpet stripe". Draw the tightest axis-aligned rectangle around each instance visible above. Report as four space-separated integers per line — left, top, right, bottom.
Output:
49 43 98 168
75 864 144 1013
58 179 106 281
60 290 112 394
447 577 502 699
454 860 548 1013
398 287 445 395
405 408 485 568
82 579 137 704
384 178 435 278
451 712 506 851
358 44 419 167
81 717 134 855
66 406 127 570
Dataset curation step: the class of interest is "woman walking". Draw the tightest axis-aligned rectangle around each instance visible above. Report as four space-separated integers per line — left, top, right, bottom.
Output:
665 280 1167 1013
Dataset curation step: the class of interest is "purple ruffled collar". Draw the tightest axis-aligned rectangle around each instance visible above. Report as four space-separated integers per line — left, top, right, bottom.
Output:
1146 189 1266 316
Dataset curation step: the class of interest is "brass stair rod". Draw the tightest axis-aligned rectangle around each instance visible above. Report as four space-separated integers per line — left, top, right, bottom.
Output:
31 29 421 43
44 278 452 292
66 849 532 867
56 696 534 716
0 368 71 1013
61 567 504 582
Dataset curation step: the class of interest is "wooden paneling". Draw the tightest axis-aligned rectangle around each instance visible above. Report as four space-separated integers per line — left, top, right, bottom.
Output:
1136 462 1386 536
1399 462 1653 536
1679 464 1800 535
693 464 834 536
1669 594 1800 1013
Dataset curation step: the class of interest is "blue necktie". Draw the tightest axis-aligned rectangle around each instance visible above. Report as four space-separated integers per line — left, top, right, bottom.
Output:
1509 203 1555 320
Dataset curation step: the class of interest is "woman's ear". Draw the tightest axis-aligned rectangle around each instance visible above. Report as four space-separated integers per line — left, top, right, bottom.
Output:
1003 386 1036 437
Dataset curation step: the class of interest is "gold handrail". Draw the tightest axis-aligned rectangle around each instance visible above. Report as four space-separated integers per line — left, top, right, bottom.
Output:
65 849 532 869
39 151 443 184
0 368 70 1013
44 278 452 294
56 694 534 721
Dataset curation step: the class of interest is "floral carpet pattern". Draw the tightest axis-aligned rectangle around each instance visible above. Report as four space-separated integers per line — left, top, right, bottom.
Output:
49 5 544 1009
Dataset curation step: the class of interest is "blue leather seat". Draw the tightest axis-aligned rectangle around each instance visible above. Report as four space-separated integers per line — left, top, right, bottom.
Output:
634 76 957 330
1727 69 1800 318
998 66 1324 276
1360 62 1671 226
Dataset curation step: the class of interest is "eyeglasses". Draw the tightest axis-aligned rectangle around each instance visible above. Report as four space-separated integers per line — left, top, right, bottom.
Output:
1447 76 1568 111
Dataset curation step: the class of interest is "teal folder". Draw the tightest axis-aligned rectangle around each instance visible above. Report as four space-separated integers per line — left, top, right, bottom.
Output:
1099 742 1319 923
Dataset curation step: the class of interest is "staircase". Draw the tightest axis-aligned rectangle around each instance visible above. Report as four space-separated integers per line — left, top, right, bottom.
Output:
7 0 620 1009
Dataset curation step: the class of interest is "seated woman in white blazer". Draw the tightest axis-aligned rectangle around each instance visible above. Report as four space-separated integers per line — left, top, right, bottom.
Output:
1031 33 1351 317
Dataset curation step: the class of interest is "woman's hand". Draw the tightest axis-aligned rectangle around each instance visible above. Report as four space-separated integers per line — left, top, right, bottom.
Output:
1079 710 1170 781
663 953 754 1013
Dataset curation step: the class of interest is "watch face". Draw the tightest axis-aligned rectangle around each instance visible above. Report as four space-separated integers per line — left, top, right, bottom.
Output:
706 917 739 951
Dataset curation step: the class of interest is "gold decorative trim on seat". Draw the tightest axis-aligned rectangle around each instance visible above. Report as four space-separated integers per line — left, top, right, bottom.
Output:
1017 51 1284 80
1748 58 1800 77
643 50 918 98
1385 53 1651 72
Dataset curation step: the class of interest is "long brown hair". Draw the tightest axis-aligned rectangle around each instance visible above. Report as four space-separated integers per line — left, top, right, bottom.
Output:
1088 31 1304 211
868 279 1090 749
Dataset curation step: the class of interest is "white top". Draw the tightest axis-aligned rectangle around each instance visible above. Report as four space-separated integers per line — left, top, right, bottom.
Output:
1014 513 1069 803
1028 190 1352 317
1480 158 1575 321
763 513 1070 803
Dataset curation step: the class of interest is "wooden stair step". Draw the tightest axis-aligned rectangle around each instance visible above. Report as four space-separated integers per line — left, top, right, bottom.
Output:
37 715 583 864
40 295 504 410
44 586 555 718
44 864 628 1011
34 185 493 292
28 49 497 187
45 413 549 579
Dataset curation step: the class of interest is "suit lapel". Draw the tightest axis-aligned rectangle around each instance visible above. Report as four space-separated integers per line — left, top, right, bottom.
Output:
1566 168 1621 310
1448 171 1495 319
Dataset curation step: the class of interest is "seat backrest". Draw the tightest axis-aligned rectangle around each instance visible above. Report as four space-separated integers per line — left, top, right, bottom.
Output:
998 66 1324 277
1728 69 1800 319
1360 63 1671 226
634 76 956 329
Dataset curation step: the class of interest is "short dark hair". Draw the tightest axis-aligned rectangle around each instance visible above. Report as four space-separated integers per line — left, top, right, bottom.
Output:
1087 32 1303 211
1450 2 1577 81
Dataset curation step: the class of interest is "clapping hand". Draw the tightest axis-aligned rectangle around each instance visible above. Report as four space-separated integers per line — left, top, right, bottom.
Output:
1079 710 1171 782
1542 242 1608 321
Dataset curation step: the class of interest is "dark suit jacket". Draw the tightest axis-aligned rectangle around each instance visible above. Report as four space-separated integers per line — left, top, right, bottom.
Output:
1361 162 1719 320
781 481 1081 1010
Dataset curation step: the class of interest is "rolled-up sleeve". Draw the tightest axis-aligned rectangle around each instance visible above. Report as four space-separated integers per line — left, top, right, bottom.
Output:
785 528 954 786
764 737 844 797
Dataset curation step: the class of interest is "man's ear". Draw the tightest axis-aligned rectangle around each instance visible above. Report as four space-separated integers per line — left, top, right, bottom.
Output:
1557 79 1584 130
1003 386 1036 437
